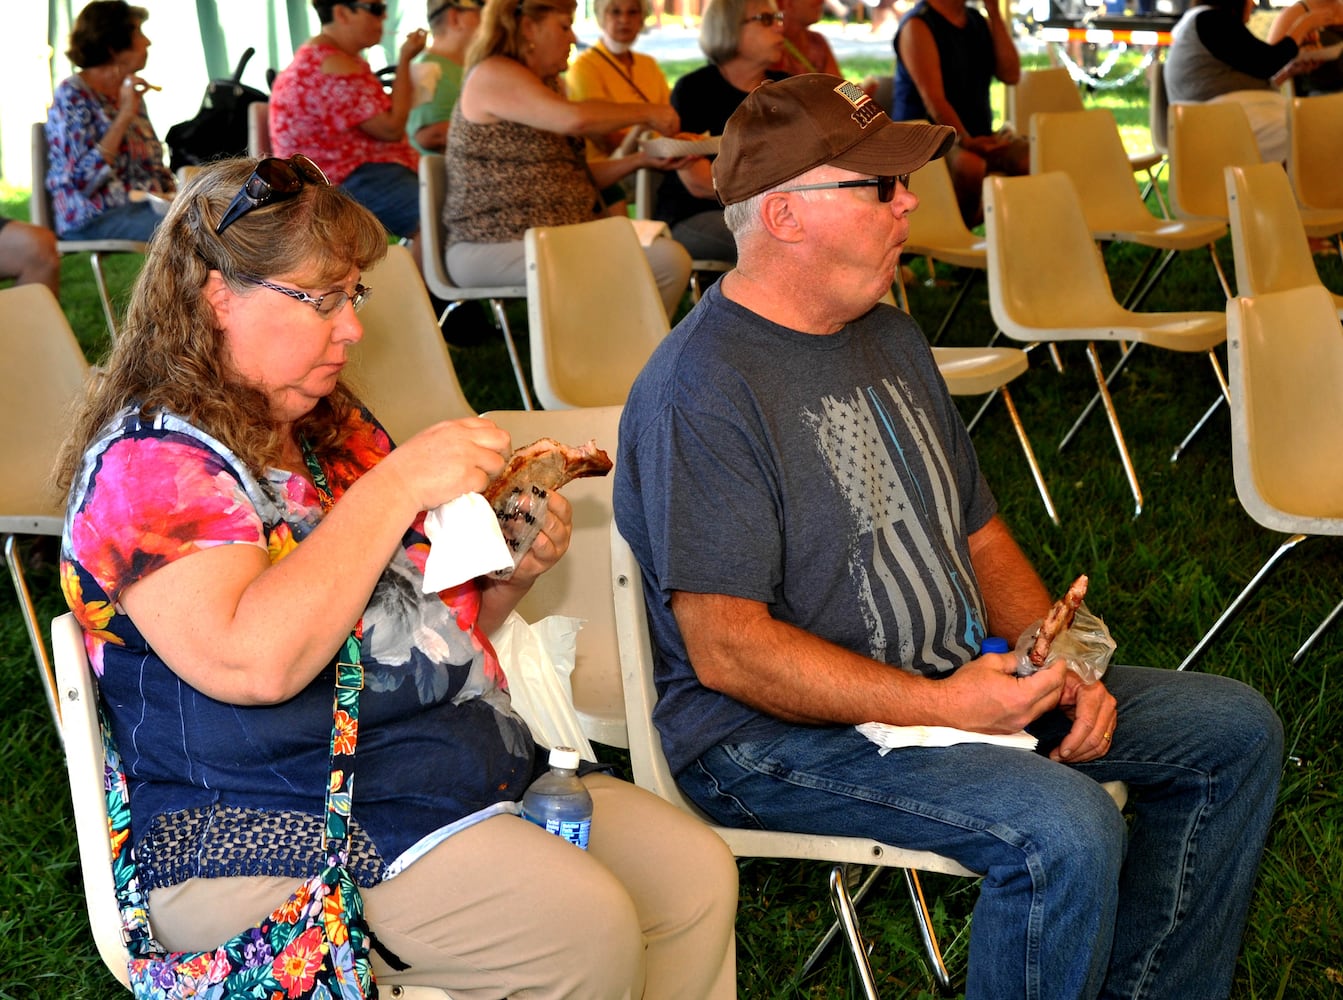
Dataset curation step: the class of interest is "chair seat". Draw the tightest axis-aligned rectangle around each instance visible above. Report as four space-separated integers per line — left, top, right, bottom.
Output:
903 239 986 270
1005 306 1225 352
1298 204 1343 240
56 238 147 255
1127 149 1164 173
1092 217 1227 252
933 346 1028 395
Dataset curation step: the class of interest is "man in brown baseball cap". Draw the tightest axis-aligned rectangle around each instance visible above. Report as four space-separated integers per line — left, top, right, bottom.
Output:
616 69 1283 1000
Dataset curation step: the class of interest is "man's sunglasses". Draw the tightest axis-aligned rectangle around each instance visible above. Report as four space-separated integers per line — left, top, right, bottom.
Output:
773 174 911 203
344 1 389 15
215 155 330 236
742 11 784 26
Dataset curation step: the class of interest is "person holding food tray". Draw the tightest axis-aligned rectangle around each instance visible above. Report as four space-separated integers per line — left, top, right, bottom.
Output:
57 156 738 998
617 74 1285 1000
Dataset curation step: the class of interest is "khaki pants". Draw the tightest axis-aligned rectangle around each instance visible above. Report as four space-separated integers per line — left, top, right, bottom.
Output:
149 775 738 999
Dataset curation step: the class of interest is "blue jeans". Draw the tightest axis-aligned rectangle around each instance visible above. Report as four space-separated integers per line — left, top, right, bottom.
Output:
678 664 1282 1000
340 161 420 238
60 200 164 242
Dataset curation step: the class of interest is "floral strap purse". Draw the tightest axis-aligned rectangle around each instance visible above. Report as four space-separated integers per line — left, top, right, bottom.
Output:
108 442 380 999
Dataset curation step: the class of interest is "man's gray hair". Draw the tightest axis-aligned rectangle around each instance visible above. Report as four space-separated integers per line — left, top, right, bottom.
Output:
700 0 753 64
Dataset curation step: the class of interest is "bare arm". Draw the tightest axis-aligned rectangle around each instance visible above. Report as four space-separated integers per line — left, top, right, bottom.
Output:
413 119 450 152
1268 1 1308 43
119 418 512 705
675 156 718 199
983 0 1022 86
966 513 1051 643
351 30 428 142
897 17 970 138
460 57 679 137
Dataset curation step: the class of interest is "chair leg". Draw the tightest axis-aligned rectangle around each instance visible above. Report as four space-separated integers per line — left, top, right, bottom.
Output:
1059 342 1140 454
903 868 955 996
829 866 881 1000
1121 247 1176 311
1293 594 1343 665
487 298 534 410
930 270 980 346
1169 351 1231 463
4 534 62 735
89 252 120 341
996 387 1060 526
1209 243 1234 299
1178 534 1310 671
1082 342 1143 516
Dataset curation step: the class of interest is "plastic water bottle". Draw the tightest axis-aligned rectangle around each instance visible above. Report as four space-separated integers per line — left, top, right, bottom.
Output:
521 747 592 850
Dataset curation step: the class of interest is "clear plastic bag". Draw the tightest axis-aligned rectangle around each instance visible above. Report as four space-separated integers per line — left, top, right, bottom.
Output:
1013 603 1116 684
490 485 550 580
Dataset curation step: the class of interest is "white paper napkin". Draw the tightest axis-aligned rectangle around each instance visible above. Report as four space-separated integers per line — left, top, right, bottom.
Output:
421 493 513 592
856 722 1038 756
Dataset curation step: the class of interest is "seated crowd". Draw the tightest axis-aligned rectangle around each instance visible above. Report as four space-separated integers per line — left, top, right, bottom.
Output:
27 1 1313 997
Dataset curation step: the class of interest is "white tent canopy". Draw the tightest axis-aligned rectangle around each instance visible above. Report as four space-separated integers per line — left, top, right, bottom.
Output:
2 0 419 189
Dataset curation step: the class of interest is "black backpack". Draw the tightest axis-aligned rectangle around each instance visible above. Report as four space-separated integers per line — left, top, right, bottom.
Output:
165 47 269 171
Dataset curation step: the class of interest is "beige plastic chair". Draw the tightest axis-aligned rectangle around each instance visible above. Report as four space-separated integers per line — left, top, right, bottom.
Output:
418 153 533 409
1 284 90 732
1009 66 1167 213
984 171 1227 516
1288 92 1343 212
1225 162 1343 318
52 611 455 1000
482 405 628 748
347 243 476 443
610 523 1126 995
933 346 1060 525
1029 108 1230 305
1168 101 1343 250
522 217 669 410
247 100 271 157
31 122 147 340
896 155 988 344
1178 285 1343 670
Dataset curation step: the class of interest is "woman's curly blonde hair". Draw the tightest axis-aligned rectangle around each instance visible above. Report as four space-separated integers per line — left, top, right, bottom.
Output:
54 156 389 493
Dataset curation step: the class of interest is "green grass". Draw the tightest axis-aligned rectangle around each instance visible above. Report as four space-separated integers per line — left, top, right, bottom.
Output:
4 54 1343 999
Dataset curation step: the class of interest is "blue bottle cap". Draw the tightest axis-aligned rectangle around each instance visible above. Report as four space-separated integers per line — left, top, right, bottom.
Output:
981 637 1011 654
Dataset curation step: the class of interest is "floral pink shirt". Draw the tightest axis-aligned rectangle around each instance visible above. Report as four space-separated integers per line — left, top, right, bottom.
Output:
268 41 418 185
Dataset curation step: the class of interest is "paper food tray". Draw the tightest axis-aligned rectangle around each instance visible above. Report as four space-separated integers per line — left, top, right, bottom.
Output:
640 135 721 158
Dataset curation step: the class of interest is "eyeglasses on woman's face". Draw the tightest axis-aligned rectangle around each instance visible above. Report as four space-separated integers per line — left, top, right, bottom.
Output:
774 174 910 203
238 275 372 318
215 155 330 236
742 10 784 26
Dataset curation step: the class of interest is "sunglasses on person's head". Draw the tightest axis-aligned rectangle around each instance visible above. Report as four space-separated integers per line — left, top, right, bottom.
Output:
774 174 910 203
742 10 784 25
343 1 389 15
238 275 373 318
215 155 330 236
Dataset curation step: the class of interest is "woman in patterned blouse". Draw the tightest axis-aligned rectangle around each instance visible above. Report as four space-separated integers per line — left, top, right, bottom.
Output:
45 1 175 241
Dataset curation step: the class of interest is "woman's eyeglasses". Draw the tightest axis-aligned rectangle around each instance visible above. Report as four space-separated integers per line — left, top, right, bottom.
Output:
774 174 910 203
215 155 330 236
742 11 784 26
344 1 389 15
238 275 372 318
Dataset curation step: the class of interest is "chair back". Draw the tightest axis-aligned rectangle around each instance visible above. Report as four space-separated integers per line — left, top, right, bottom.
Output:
1030 108 1153 233
1288 92 1343 210
348 244 475 443
1225 162 1326 299
523 218 669 410
1008 66 1083 134
482 406 628 748
983 171 1119 337
1150 58 1170 156
1167 101 1261 221
248 100 271 158
1227 285 1343 533
905 155 986 265
30 122 56 230
0 284 90 532
52 611 134 988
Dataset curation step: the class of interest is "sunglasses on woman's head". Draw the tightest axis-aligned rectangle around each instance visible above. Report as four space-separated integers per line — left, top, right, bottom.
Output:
215 155 330 236
742 10 784 25
344 1 389 15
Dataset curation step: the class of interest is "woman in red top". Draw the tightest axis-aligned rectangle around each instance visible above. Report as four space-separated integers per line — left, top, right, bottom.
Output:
270 1 426 260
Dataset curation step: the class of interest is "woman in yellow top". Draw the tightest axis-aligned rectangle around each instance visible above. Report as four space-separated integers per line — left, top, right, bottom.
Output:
566 0 672 158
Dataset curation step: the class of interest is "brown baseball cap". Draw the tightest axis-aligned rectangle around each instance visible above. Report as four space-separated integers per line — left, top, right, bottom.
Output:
712 74 956 206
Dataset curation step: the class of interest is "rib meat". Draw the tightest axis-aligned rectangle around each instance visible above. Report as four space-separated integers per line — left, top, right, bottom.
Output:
483 437 613 508
1029 574 1089 668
